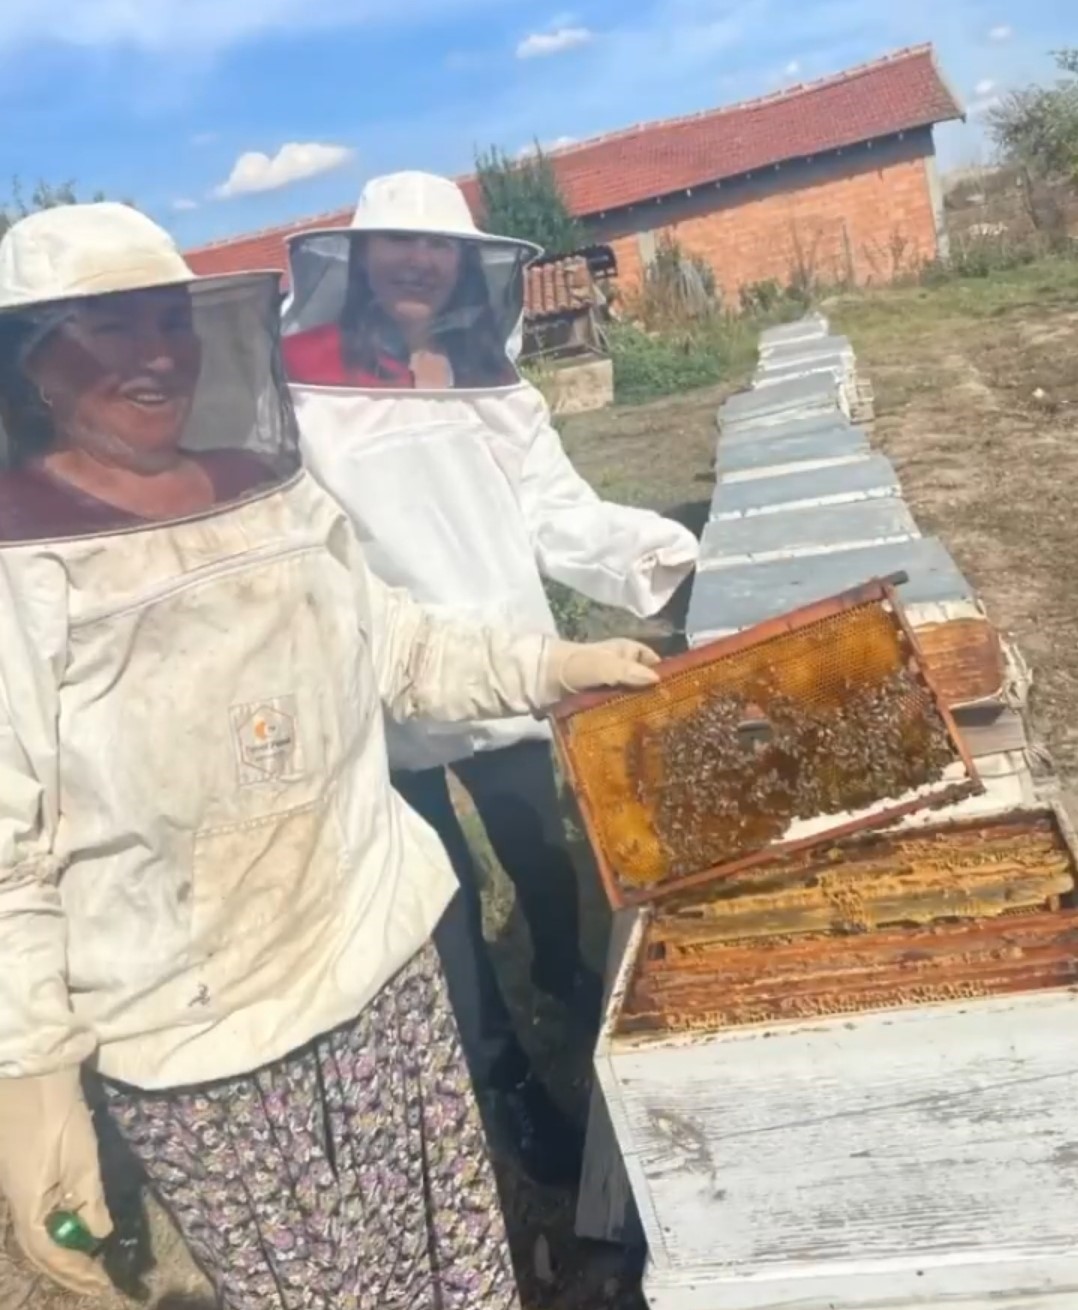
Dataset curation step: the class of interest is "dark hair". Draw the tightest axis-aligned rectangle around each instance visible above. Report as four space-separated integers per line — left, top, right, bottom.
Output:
0 316 58 465
338 237 516 389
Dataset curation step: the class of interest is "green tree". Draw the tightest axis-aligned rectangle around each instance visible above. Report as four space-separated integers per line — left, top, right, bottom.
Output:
0 178 110 240
987 49 1078 186
474 143 583 255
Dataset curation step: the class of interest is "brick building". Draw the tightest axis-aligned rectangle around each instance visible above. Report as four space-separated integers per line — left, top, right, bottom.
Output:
186 45 963 303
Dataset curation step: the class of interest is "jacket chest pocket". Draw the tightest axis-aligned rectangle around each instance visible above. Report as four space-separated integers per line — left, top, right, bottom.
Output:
62 546 374 845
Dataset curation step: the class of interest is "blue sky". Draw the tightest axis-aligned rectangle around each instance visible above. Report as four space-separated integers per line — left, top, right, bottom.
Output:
0 0 1069 249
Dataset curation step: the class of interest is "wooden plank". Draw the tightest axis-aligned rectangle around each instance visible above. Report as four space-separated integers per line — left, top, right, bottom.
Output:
956 705 1028 756
758 315 829 348
719 412 854 447
644 1255 1078 1310
714 425 869 476
575 908 644 1245
699 497 917 565
609 989 1078 1281
757 332 853 362
686 537 972 638
754 355 853 389
709 453 899 519
720 373 843 423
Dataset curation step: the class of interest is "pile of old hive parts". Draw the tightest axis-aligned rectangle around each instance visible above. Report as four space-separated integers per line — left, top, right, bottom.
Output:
573 315 1078 1310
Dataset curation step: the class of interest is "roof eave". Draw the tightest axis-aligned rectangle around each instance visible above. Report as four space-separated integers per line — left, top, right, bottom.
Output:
576 123 953 222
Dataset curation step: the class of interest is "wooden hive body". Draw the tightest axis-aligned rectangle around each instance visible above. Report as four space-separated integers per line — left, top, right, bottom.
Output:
593 804 1078 1310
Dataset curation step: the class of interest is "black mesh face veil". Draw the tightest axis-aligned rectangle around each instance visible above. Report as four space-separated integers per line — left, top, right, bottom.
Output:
282 231 530 391
0 273 302 542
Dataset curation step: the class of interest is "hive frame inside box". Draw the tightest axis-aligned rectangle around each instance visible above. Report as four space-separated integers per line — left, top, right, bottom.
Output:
594 800 1078 1310
551 574 981 910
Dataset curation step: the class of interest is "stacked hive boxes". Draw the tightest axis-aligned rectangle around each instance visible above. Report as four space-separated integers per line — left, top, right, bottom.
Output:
573 318 1078 1310
686 313 1042 822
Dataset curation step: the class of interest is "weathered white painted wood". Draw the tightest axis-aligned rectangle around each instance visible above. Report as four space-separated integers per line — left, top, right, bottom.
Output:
758 315 830 349
719 412 854 447
954 705 1029 757
608 990 1078 1284
715 427 869 478
720 374 847 426
686 536 973 638
892 750 1039 827
757 332 853 364
644 1255 1078 1310
709 453 900 519
699 497 919 569
575 908 643 1245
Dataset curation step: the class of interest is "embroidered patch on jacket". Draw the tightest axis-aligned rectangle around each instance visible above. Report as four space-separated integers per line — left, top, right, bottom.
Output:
230 696 306 786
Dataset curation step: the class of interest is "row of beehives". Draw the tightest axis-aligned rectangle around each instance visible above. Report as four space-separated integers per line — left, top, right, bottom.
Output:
684 311 1051 824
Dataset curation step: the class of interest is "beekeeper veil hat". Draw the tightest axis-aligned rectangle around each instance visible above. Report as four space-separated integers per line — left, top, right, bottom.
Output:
0 202 301 538
283 172 541 389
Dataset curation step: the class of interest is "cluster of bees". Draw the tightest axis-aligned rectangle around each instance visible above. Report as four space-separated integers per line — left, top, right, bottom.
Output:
644 667 955 879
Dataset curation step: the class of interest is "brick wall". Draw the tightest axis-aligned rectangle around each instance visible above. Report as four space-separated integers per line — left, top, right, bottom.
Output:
586 130 944 301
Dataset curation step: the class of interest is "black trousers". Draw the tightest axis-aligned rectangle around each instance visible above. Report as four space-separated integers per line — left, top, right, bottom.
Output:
393 740 584 1091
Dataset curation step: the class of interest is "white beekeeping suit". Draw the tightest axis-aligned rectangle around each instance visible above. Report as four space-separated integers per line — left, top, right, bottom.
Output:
282 171 699 772
0 201 660 1301
0 204 657 1090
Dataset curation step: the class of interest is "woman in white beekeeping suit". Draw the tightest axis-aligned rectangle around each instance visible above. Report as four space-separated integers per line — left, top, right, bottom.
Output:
0 202 662 1309
281 172 699 1185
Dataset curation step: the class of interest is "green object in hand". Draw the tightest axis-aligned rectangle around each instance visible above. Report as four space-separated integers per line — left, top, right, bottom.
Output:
46 1208 104 1257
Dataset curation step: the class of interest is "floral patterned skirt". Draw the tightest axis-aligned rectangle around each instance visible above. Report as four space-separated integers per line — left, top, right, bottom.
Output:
102 945 520 1310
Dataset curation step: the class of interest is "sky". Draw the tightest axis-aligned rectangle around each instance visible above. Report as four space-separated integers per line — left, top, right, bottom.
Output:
0 0 1069 250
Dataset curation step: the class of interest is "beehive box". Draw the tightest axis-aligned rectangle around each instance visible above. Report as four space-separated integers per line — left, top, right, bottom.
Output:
556 583 1078 1310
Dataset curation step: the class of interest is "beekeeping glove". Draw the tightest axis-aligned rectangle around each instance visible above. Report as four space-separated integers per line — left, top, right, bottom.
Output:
0 1067 113 1296
543 638 661 700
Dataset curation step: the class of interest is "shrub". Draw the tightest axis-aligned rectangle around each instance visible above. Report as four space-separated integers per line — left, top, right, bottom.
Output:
606 322 727 405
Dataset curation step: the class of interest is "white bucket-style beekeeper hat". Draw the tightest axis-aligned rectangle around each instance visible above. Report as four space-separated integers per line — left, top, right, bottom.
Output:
282 173 539 363
0 203 297 484
295 172 543 260
0 202 278 314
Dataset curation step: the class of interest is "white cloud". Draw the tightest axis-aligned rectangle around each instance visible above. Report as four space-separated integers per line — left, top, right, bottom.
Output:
968 93 1002 117
785 59 801 76
213 142 354 198
190 131 218 147
974 78 996 96
172 198 199 211
988 24 1013 41
517 134 577 158
516 26 594 60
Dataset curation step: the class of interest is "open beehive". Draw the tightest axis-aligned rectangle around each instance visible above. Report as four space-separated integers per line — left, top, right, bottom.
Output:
551 575 980 908
567 578 1078 1310
618 807 1078 1038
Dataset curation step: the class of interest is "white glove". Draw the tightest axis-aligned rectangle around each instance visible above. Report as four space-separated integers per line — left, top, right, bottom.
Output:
542 638 661 701
0 1068 113 1296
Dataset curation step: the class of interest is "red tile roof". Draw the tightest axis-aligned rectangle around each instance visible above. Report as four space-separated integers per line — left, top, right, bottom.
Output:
186 45 961 285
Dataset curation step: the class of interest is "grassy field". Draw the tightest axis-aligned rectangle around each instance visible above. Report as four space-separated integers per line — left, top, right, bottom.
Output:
4 256 1078 1310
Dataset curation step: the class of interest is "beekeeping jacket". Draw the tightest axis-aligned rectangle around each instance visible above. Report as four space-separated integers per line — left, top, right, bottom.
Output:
0 205 552 1091
283 172 699 773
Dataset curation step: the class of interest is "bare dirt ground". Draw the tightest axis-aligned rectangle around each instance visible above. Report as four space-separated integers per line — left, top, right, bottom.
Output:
829 263 1078 801
5 259 1077 1310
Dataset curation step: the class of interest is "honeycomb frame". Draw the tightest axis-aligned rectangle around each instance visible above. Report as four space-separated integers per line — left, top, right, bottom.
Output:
551 576 981 909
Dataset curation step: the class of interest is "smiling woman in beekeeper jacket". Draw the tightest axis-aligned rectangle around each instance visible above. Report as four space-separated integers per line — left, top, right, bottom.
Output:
0 202 662 1310
281 171 699 1185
